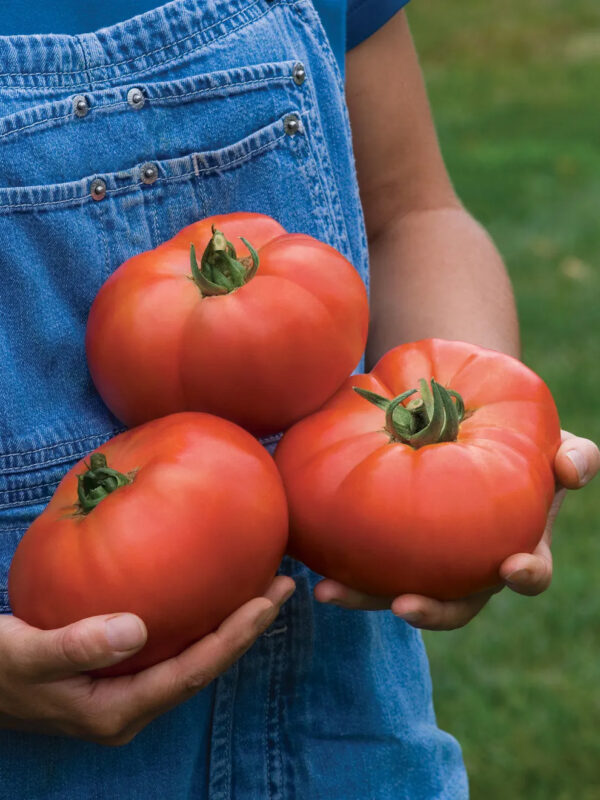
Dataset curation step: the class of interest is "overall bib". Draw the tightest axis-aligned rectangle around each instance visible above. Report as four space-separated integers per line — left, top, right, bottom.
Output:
0 1 468 796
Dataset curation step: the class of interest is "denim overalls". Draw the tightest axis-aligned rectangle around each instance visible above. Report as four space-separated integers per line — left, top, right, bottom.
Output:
0 1 468 797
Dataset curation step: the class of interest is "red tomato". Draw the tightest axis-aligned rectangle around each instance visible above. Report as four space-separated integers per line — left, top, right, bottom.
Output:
275 339 561 600
86 213 369 436
9 413 288 677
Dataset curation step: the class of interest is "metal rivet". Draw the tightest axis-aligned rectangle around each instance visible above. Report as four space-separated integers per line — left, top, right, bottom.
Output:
141 162 158 185
90 178 107 200
73 94 89 117
283 113 301 136
292 63 306 85
127 87 145 109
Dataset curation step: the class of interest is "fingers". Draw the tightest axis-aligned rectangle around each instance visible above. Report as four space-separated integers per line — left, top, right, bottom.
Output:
314 579 392 610
391 588 495 631
0 579 294 746
499 537 554 596
2 613 147 683
554 431 600 489
90 576 296 742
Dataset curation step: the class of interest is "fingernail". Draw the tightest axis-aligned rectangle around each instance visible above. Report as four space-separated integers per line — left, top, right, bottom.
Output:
566 449 588 485
397 610 422 624
505 569 530 586
281 586 295 604
105 614 146 652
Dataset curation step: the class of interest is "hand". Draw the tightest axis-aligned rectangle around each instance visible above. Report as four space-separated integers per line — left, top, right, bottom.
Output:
315 431 599 630
0 575 294 745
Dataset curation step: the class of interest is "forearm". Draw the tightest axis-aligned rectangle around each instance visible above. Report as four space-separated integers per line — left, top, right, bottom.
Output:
366 205 521 369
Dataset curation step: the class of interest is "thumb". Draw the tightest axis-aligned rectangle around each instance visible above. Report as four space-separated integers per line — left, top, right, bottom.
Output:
12 613 147 682
554 431 600 489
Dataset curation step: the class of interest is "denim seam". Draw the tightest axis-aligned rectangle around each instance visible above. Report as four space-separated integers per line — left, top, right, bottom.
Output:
150 199 160 250
0 477 61 496
265 628 285 800
0 492 59 510
0 124 294 211
1 452 88 472
88 0 300 90
0 0 298 88
304 120 345 254
291 0 345 97
0 430 122 461
0 75 294 141
73 34 95 92
209 663 239 799
287 2 351 255
0 0 263 79
264 642 275 800
195 130 289 173
97 200 111 283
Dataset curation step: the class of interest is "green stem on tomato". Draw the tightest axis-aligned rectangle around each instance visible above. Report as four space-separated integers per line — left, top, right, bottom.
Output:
354 379 465 447
189 226 259 297
75 453 135 515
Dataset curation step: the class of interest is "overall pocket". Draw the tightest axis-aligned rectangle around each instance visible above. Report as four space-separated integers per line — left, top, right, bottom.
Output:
0 59 341 610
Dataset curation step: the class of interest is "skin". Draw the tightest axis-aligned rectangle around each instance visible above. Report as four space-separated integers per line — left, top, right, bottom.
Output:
1 7 598 744
0 576 294 744
315 11 600 626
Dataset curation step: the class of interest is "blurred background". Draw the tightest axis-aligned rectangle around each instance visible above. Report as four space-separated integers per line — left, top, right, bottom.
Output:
407 1 600 797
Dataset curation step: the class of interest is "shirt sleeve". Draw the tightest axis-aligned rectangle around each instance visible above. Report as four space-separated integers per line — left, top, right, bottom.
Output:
346 0 411 51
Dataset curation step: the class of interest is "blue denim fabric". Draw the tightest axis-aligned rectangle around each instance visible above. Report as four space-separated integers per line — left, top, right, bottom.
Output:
0 1 468 797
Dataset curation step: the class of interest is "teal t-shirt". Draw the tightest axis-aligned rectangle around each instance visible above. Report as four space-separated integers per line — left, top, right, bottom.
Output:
0 1 410 75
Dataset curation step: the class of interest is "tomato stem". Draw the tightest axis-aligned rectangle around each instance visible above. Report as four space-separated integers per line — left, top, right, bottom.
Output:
75 453 135 515
189 226 259 296
354 379 465 447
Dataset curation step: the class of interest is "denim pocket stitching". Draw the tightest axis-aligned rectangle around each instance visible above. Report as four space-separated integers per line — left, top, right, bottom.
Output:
193 131 289 175
0 109 301 210
0 492 60 511
0 73 295 142
0 430 121 462
0 477 61 498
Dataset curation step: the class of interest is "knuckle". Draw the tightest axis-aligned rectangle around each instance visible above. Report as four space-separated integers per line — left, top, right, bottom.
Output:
180 669 213 697
97 729 138 748
58 626 101 668
78 710 127 744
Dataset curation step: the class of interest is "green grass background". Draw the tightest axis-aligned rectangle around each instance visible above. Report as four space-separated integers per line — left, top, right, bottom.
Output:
407 2 600 798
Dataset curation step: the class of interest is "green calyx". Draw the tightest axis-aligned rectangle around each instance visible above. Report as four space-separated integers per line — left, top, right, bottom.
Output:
354 379 465 448
75 453 135 515
190 226 259 296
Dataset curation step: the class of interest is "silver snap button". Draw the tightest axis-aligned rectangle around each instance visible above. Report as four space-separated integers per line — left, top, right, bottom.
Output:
292 63 306 85
127 87 145 109
283 113 301 136
90 178 107 201
73 95 89 117
141 162 158 185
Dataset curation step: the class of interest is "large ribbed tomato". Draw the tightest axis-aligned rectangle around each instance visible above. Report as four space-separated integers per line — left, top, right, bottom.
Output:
275 339 561 600
86 213 369 436
9 413 288 677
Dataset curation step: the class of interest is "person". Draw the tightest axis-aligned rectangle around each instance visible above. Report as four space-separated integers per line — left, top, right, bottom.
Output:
0 0 597 797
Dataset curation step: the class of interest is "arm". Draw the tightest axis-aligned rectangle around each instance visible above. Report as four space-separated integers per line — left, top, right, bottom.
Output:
314 10 599 626
346 11 519 363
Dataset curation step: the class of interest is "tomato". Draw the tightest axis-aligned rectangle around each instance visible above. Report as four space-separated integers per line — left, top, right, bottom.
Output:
86 213 369 436
275 339 561 600
9 413 288 677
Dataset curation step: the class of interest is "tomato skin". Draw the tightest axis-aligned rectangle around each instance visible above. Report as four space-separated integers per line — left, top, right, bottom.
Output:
86 213 369 436
8 413 288 677
275 339 561 600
